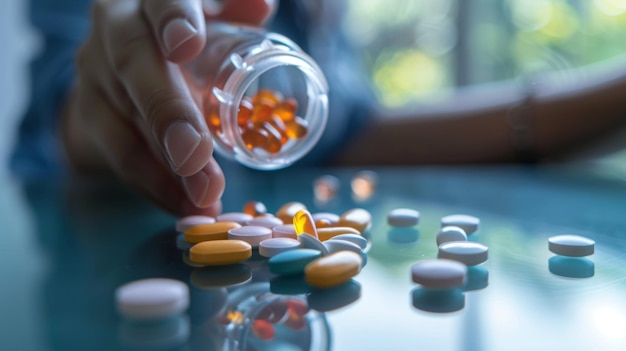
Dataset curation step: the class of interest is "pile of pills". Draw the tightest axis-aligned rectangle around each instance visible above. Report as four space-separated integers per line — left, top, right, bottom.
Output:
208 89 309 154
177 202 371 290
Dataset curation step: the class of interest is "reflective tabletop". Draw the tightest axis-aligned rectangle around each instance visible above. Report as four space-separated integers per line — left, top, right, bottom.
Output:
1 165 625 351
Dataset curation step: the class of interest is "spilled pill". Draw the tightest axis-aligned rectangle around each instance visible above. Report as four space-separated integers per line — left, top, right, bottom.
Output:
259 238 302 258
272 224 298 239
176 215 216 232
387 208 420 227
438 241 488 266
184 222 241 244
269 249 322 276
276 202 307 224
189 240 252 266
216 212 254 225
328 234 367 250
411 259 467 289
436 226 467 246
247 216 284 228
441 214 480 235
305 251 362 288
115 278 189 320
317 226 361 241
227 226 272 247
338 208 372 233
548 235 595 257
323 239 362 255
293 209 318 238
298 233 329 255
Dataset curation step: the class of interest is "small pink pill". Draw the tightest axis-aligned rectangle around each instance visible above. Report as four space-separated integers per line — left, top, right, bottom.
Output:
228 226 273 247
176 215 216 232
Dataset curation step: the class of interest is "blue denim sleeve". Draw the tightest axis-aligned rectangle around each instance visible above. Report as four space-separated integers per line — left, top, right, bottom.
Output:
9 0 91 178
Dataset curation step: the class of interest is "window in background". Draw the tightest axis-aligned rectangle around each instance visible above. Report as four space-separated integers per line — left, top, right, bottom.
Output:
343 0 626 108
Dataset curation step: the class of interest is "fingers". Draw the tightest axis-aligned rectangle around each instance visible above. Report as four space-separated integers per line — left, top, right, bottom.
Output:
102 2 213 177
78 83 223 216
142 0 206 63
210 0 277 25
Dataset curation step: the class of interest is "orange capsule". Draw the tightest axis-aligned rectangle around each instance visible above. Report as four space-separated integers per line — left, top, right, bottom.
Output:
243 201 267 216
207 111 221 128
284 310 307 330
274 98 298 122
241 127 269 150
261 123 283 153
252 320 275 340
251 101 274 124
285 116 308 139
276 202 307 224
237 97 253 126
268 116 289 144
286 298 309 317
293 209 318 238
253 89 282 106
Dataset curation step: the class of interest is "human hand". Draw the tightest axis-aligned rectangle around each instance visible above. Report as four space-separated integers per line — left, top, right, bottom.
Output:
61 0 275 216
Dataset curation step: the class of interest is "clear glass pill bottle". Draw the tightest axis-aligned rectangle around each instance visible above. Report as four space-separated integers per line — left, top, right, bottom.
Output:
184 22 329 170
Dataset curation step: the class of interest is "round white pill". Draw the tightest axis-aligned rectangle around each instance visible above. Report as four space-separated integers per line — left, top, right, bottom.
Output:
272 224 297 239
387 208 420 227
116 278 189 320
438 241 488 266
328 234 367 250
175 215 215 232
441 214 480 234
436 226 467 246
323 239 362 255
258 238 302 257
246 216 284 228
216 212 254 225
548 235 595 257
411 259 467 289
298 233 329 255
227 226 272 247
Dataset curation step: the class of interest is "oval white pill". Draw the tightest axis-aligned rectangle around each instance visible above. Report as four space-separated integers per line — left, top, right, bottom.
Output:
411 259 467 289
298 233 329 255
116 278 189 320
216 212 254 225
387 208 420 227
438 241 488 266
328 234 367 250
259 238 302 257
324 239 362 255
246 216 284 228
272 224 297 239
175 215 215 232
441 214 480 234
227 226 272 247
436 226 467 246
548 235 595 257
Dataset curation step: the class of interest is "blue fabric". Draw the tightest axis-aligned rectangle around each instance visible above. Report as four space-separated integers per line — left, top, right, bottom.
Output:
10 0 91 178
10 0 374 178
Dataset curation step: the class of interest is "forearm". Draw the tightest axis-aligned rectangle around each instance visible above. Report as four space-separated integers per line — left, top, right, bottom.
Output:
336 63 626 166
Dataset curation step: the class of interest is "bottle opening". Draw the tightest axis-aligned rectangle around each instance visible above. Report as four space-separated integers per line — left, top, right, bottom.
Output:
222 52 329 170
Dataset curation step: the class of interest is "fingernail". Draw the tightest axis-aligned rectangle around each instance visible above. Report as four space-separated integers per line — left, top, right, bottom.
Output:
163 18 197 54
182 170 210 207
164 121 202 171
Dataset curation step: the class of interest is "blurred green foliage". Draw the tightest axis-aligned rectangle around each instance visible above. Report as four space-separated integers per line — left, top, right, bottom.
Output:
343 0 626 107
